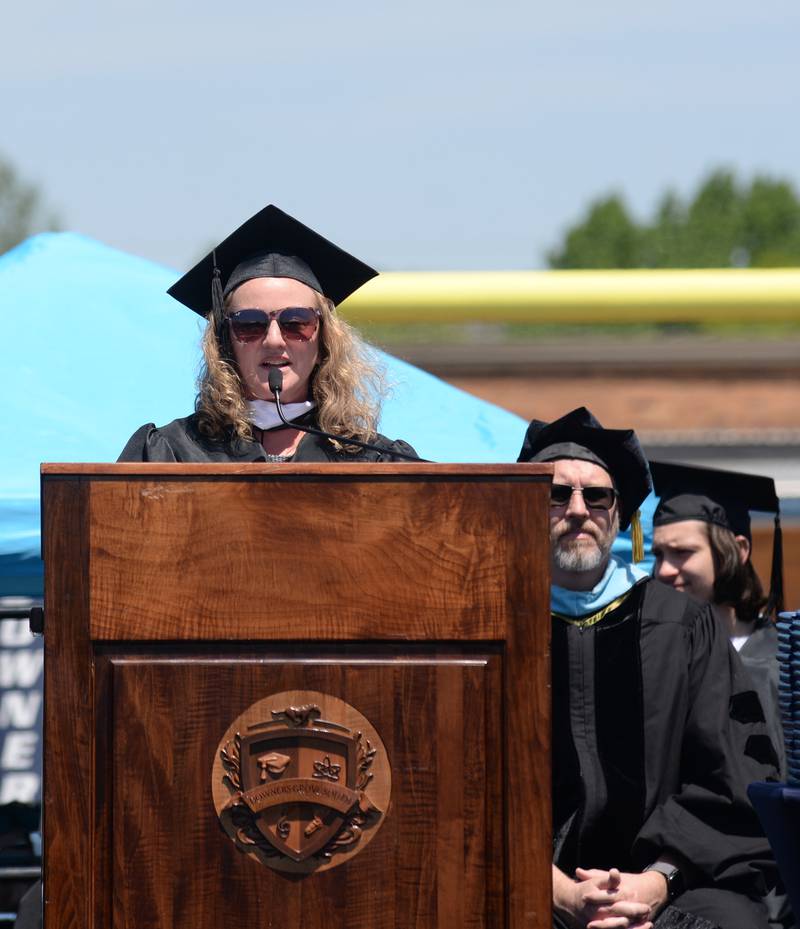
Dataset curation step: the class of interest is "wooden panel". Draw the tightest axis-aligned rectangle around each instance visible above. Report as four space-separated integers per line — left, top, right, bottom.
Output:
41 463 550 477
42 481 93 929
505 483 552 928
82 469 551 641
41 467 553 929
106 651 505 929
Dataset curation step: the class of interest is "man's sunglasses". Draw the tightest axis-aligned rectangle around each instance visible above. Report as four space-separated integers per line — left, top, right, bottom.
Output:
226 307 321 343
550 484 618 510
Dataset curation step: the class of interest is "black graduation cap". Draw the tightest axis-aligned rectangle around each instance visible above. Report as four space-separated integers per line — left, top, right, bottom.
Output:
650 460 783 615
517 406 652 532
651 461 779 538
167 204 378 316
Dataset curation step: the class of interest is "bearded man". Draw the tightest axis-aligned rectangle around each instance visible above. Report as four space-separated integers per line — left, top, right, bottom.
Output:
517 408 779 929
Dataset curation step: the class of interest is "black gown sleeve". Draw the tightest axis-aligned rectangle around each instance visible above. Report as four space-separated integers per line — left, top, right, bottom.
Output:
740 625 786 780
117 424 179 462
294 432 419 462
633 602 779 896
372 437 418 462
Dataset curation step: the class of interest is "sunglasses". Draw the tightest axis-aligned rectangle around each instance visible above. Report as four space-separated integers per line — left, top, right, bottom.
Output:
550 484 618 510
226 307 321 343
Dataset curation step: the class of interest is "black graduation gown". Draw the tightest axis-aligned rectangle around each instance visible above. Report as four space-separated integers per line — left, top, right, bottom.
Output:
118 413 417 463
552 578 779 924
739 623 786 779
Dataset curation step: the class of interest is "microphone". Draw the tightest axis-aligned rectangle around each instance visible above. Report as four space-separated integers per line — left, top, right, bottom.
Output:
267 368 423 462
267 366 286 399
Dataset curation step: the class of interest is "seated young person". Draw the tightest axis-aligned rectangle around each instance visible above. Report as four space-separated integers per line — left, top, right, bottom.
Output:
650 461 785 777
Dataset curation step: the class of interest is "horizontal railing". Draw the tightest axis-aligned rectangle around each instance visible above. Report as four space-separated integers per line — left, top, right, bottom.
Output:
340 268 800 324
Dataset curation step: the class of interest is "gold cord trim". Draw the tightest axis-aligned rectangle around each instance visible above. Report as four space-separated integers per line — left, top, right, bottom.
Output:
631 509 644 564
553 589 635 628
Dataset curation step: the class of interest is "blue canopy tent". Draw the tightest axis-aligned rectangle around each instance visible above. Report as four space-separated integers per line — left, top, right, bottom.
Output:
0 232 654 596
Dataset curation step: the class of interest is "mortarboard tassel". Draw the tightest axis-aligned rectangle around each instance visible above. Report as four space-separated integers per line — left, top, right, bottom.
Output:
766 513 784 618
631 509 644 564
211 250 225 318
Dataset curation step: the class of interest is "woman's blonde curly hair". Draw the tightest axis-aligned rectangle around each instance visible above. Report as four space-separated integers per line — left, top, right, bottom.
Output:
195 289 386 444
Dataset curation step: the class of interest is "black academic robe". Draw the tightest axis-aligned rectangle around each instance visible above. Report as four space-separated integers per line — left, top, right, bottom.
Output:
118 413 417 463
552 577 779 927
740 623 786 779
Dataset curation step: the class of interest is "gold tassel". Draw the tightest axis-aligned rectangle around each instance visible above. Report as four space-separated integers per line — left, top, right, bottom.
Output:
631 510 644 564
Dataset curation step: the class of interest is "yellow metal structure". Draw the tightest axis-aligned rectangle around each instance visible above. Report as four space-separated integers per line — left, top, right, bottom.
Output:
339 268 800 324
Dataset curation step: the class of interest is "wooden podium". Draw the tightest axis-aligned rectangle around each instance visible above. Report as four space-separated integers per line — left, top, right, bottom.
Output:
41 463 552 929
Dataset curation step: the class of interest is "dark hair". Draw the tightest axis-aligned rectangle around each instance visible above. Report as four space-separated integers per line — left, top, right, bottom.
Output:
708 522 767 625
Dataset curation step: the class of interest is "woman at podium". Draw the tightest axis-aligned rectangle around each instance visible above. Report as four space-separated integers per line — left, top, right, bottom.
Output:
119 205 416 463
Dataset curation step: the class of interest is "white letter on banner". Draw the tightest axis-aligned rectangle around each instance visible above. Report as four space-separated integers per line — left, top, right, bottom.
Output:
0 651 43 688
0 621 35 648
0 731 39 769
0 773 40 804
0 692 42 728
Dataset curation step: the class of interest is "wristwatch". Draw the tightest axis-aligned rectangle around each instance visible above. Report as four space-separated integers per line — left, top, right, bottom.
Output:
643 861 685 902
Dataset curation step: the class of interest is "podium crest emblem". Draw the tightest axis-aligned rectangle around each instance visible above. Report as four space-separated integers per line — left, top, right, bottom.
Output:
212 691 391 873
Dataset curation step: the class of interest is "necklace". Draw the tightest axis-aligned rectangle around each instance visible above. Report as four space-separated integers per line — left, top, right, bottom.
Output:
254 427 296 462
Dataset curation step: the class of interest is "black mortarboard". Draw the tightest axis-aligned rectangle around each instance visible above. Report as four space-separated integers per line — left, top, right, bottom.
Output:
650 460 783 614
516 406 652 532
651 461 779 538
167 204 378 316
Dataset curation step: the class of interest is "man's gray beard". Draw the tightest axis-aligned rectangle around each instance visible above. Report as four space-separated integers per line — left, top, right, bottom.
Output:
552 541 607 573
551 512 619 576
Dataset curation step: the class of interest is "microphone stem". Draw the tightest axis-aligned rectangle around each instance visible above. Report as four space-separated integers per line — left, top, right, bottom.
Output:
271 388 299 430
271 387 423 462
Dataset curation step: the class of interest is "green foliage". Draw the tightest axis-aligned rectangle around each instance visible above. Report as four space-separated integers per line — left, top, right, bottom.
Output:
0 155 58 254
548 169 800 269
548 195 644 269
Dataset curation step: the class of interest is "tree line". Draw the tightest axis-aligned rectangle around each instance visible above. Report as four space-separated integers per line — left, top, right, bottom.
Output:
548 169 800 269
3 154 800 269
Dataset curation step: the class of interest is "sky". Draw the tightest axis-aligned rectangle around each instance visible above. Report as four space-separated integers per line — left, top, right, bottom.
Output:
4 0 800 273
